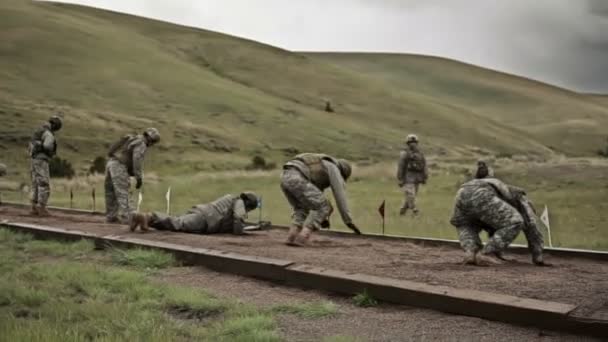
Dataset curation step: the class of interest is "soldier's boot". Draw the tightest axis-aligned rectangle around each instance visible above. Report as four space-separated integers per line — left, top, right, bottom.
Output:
399 207 407 216
129 213 145 232
462 250 477 265
412 208 420 217
30 203 39 216
286 226 302 246
37 205 50 217
532 254 550 267
494 251 513 262
294 227 313 247
139 213 149 232
475 253 503 266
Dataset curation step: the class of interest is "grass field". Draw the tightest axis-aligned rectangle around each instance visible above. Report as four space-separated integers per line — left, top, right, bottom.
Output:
0 228 353 341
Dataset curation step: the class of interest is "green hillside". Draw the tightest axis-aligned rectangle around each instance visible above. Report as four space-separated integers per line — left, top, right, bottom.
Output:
306 53 608 156
1 0 606 175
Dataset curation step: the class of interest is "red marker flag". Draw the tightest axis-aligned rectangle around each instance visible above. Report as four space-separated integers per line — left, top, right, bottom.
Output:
378 200 385 218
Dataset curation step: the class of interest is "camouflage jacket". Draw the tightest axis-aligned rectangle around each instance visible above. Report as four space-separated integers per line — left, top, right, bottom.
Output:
397 146 428 185
108 134 147 179
189 194 248 234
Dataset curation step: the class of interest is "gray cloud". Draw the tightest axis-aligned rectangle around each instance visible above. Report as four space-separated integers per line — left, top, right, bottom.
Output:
56 0 608 93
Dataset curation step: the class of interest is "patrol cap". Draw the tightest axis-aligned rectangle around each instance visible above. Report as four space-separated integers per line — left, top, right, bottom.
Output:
337 159 352 181
49 115 63 131
240 191 259 211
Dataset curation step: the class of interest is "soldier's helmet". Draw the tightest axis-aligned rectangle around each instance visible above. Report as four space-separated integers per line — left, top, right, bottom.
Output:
406 134 418 144
0 163 7 176
143 127 161 145
240 191 259 211
336 159 352 181
49 115 63 131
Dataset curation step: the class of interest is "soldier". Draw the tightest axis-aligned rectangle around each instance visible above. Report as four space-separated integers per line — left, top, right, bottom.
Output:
397 134 428 216
475 159 494 179
281 153 361 247
104 128 160 224
450 178 547 266
130 192 259 234
28 115 62 216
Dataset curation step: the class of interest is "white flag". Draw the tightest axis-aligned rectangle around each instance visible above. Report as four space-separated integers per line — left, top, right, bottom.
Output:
137 191 143 212
540 205 553 247
166 186 171 214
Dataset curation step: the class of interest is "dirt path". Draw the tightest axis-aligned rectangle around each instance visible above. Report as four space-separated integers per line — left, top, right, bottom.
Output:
2 206 607 309
156 266 597 342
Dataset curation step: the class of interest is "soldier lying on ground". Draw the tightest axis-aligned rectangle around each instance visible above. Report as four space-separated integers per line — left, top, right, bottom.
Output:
129 192 259 234
450 178 547 266
281 153 361 247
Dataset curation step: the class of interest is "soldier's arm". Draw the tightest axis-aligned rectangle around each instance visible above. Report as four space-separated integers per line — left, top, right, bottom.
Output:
397 151 407 184
130 142 147 180
325 161 353 226
520 196 545 264
41 131 55 153
231 199 247 235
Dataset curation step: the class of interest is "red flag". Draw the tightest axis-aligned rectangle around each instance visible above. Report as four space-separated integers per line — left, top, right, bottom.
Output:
378 200 385 218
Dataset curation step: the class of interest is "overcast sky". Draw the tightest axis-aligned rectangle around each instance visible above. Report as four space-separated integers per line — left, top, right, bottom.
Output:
58 0 608 93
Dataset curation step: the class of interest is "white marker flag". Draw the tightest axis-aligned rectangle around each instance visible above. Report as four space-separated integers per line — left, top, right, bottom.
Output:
137 191 143 212
540 205 553 248
166 186 172 214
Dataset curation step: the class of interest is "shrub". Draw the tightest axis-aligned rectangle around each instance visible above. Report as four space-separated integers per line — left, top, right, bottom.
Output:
49 156 75 179
89 156 106 174
246 155 276 170
352 289 378 307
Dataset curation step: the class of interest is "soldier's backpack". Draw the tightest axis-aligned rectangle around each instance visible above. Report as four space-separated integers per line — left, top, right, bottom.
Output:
29 125 56 158
406 151 425 172
107 134 138 175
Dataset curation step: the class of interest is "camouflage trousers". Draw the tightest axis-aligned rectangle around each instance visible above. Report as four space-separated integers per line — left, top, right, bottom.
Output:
104 159 132 224
30 158 51 206
280 168 331 230
450 185 526 255
148 211 208 233
401 183 419 213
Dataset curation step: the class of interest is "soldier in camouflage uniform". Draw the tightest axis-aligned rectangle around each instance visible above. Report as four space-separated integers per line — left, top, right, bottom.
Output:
450 178 546 266
281 153 361 246
475 159 494 179
104 128 160 224
397 134 428 216
28 115 62 216
130 192 259 234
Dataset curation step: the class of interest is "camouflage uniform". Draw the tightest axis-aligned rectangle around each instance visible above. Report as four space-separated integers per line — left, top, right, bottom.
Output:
281 153 357 244
104 134 149 223
29 122 57 209
147 193 257 234
450 178 544 264
397 141 428 215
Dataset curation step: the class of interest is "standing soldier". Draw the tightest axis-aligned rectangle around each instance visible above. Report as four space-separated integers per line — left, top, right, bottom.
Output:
28 115 62 216
130 192 259 234
450 178 546 266
397 134 428 216
281 153 361 246
104 128 160 224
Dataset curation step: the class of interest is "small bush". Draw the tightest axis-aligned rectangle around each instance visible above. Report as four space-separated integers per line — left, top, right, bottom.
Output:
89 156 106 174
49 156 75 179
246 155 276 170
352 289 378 308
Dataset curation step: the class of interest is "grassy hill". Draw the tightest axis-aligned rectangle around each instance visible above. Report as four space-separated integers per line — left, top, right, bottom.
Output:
2 0 607 176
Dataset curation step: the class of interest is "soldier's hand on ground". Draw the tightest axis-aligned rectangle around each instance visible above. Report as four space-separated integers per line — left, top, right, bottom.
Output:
135 177 143 189
346 223 362 235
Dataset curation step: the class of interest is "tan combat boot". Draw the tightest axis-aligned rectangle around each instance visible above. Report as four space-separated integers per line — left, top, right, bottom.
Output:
37 205 50 217
286 226 302 246
462 250 477 265
129 213 145 232
294 227 313 247
30 203 39 216
475 253 503 266
139 213 149 232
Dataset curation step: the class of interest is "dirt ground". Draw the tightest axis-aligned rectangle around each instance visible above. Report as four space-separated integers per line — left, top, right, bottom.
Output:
2 206 607 314
155 266 598 342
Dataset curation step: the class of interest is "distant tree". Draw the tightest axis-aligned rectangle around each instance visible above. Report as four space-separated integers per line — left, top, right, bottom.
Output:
89 156 107 174
246 155 276 170
49 156 75 179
